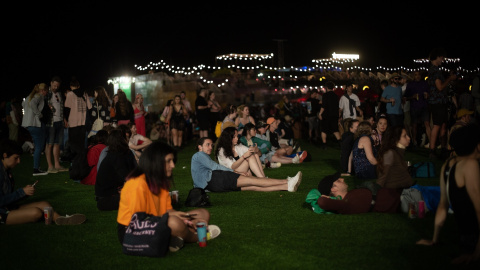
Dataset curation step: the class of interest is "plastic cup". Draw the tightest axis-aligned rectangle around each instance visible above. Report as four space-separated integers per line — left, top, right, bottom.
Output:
197 222 207 247
418 200 425 218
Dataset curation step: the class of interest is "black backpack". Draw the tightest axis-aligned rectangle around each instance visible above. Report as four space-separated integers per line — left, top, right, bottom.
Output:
69 146 94 180
185 188 211 207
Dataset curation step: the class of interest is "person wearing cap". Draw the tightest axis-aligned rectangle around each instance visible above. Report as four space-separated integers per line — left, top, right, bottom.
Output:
191 137 302 192
417 124 480 264
260 117 307 164
380 73 404 128
316 172 402 214
447 108 474 153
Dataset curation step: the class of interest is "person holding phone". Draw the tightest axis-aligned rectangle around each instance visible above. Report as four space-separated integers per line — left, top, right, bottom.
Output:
215 126 266 177
0 139 86 225
117 140 221 252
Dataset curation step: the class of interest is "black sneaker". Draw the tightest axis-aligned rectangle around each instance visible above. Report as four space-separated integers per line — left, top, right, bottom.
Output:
33 169 48 176
169 236 184 252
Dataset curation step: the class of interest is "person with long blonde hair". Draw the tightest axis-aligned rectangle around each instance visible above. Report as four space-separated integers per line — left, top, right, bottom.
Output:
133 93 147 136
21 83 49 176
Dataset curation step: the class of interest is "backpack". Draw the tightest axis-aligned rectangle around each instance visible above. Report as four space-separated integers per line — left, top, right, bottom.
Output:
69 146 94 180
411 162 435 178
185 188 211 207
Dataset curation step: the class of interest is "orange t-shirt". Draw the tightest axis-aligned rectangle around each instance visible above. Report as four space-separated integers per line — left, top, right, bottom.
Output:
117 174 172 226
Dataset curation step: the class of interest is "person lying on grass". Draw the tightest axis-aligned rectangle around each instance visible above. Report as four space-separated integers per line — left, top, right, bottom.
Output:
315 172 402 214
0 139 86 225
191 137 302 192
117 141 221 252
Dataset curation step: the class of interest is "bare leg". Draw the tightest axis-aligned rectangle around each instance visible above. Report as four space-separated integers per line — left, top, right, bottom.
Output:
333 132 341 141
53 144 63 169
271 155 294 164
321 132 327 144
424 120 431 143
430 124 440 151
46 144 54 169
171 129 179 147
169 208 210 243
236 175 288 191
178 130 183 146
6 201 60 225
247 155 265 177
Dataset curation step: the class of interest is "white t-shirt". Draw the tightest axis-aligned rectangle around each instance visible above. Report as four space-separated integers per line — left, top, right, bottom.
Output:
217 144 249 169
339 93 361 119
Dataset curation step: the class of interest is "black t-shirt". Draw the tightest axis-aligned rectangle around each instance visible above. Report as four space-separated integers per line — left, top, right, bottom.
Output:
321 91 339 118
307 97 321 117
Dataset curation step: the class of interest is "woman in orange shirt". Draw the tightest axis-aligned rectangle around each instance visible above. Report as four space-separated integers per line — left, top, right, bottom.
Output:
117 141 221 252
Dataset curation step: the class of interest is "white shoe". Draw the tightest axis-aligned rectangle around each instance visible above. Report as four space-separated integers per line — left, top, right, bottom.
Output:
287 171 302 192
207 225 221 240
424 143 430 149
270 162 282 168
292 154 300 164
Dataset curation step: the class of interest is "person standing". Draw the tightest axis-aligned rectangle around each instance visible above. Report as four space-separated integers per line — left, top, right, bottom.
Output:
380 73 404 128
339 83 363 122
180 91 193 142
133 93 147 137
318 81 341 149
405 71 430 147
306 90 321 143
64 78 91 161
195 88 210 139
114 90 134 126
45 76 68 173
21 83 49 176
207 91 222 140
426 48 457 159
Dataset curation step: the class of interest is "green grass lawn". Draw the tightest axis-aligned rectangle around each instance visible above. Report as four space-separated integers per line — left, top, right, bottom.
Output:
1 138 478 270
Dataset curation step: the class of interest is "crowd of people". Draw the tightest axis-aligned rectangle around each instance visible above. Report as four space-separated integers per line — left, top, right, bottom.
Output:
1 47 480 263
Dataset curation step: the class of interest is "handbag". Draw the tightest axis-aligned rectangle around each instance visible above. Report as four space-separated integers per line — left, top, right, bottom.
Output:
122 212 171 257
185 188 211 207
88 101 104 138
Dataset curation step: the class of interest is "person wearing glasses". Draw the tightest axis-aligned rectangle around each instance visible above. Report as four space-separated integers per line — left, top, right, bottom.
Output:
380 73 404 128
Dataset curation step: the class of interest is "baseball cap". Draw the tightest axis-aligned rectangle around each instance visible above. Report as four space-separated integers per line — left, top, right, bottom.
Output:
266 117 276 125
456 108 474 119
317 172 341 196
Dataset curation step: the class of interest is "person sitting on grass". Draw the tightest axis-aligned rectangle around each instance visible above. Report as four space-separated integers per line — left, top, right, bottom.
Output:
127 122 152 160
339 118 359 176
352 121 378 181
95 129 137 211
376 125 415 189
117 141 221 252
215 127 266 178
416 124 480 265
191 137 302 192
0 139 86 225
239 122 280 168
256 118 306 165
315 172 403 214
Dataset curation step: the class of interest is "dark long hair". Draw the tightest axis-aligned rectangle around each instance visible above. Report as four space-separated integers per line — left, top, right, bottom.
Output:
107 129 130 153
127 141 176 194
215 126 237 159
377 125 404 173
93 86 110 109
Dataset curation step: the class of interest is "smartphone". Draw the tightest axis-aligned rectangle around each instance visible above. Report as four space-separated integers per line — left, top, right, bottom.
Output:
32 180 38 187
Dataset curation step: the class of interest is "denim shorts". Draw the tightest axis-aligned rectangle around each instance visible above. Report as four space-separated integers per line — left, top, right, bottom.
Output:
47 121 64 145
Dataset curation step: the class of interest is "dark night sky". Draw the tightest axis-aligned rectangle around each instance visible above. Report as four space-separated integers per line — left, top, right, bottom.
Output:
4 3 478 100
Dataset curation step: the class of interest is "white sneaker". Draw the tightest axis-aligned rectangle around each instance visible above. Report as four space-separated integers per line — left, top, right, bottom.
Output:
287 171 302 192
207 225 221 240
292 154 300 164
270 162 282 168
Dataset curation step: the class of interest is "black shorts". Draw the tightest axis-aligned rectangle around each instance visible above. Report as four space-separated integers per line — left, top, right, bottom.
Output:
321 116 339 133
0 211 8 224
429 104 448 126
206 170 241 192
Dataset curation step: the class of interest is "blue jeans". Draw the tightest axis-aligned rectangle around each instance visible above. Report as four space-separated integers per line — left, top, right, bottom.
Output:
27 125 46 169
